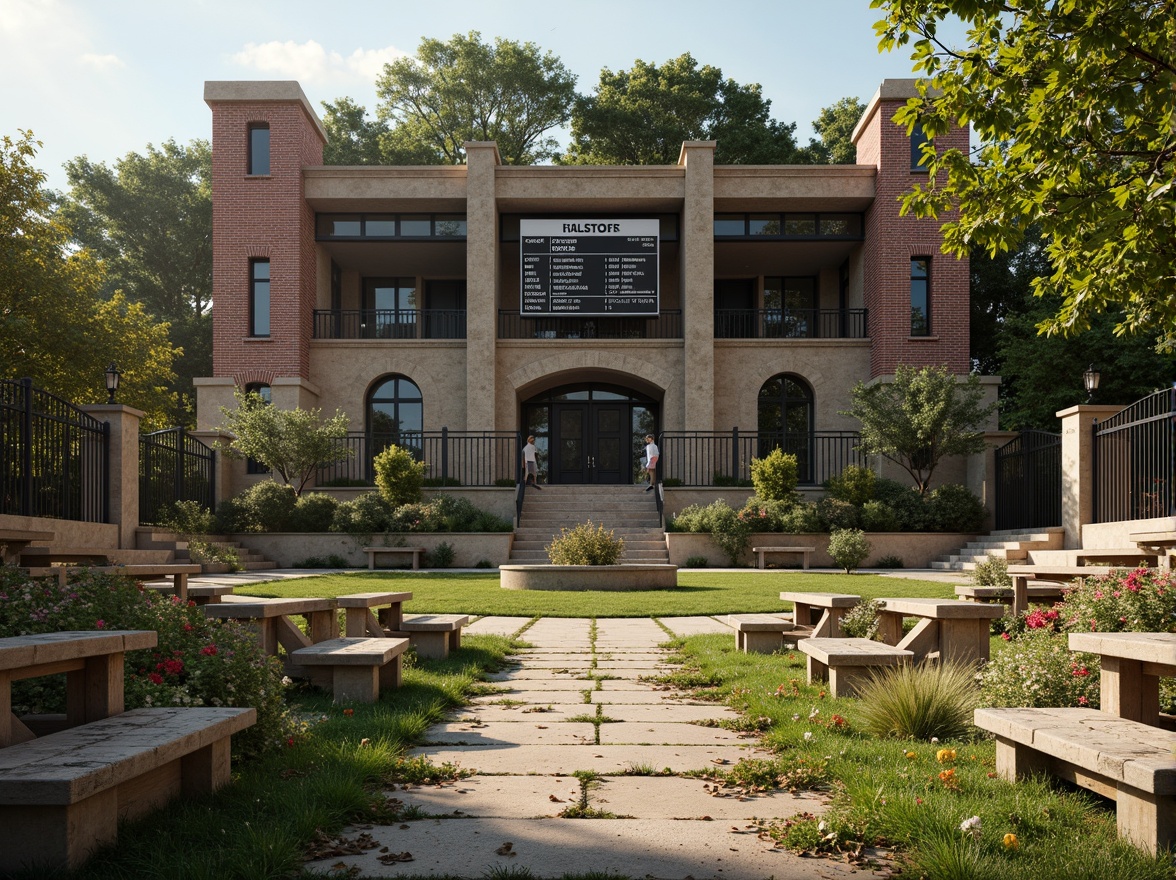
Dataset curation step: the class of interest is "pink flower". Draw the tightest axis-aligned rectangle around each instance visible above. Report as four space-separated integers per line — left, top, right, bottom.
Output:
1001 632 1011 641
1093 591 1103 600
1077 695 1089 706
95 619 105 629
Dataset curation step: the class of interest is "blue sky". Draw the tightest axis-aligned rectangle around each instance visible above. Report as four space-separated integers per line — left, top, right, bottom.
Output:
1 0 966 190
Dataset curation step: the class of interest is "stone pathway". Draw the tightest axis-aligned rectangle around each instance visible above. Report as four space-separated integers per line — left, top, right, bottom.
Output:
304 616 874 879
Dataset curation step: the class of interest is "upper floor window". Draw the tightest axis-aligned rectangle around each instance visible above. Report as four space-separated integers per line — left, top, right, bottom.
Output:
316 213 467 240
910 257 931 336
250 259 270 337
243 383 271 473
248 124 270 176
910 123 931 172
713 213 863 240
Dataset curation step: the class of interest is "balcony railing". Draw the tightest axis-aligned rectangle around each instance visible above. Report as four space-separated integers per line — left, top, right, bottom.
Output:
658 429 863 486
498 310 683 340
318 429 518 487
313 309 467 340
714 308 868 340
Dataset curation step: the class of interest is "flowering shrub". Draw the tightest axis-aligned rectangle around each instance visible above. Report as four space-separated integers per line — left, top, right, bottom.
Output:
0 565 289 756
840 599 882 640
546 521 625 565
1058 566 1176 634
980 626 1101 709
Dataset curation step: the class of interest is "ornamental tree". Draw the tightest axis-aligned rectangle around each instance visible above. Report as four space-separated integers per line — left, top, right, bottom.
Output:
218 390 351 495
842 365 996 495
873 0 1176 351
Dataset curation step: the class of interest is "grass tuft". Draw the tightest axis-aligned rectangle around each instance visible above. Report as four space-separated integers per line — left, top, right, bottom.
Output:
855 662 978 741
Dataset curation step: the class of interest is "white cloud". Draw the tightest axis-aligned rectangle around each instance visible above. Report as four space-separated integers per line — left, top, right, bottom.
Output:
232 40 405 84
80 53 125 70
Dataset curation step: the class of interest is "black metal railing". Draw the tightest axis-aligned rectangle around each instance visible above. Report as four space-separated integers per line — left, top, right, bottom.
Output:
139 427 216 526
498 310 682 340
1092 387 1176 523
714 308 868 339
319 429 518 488
313 309 467 340
657 429 863 487
0 378 109 522
994 430 1061 531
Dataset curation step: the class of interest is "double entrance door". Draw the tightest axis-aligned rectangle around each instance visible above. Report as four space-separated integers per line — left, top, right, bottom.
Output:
550 403 629 484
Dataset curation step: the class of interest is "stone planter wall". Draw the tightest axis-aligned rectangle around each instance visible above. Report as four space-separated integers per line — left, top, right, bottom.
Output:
301 487 517 523
500 564 678 591
665 531 977 569
232 532 514 568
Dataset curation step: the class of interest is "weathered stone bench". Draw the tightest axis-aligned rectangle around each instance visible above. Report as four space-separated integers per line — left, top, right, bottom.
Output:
0 706 255 872
336 591 414 636
779 592 860 638
752 546 815 570
974 706 1176 854
23 563 202 601
954 584 1067 607
798 638 913 698
1074 549 1158 567
399 614 470 659
727 614 797 653
145 583 235 605
363 546 426 570
289 637 410 703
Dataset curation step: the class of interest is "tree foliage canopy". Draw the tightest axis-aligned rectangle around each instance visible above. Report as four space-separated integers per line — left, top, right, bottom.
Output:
873 0 1176 351
804 97 867 165
843 365 997 495
218 390 351 495
373 31 577 165
0 130 177 424
562 53 801 165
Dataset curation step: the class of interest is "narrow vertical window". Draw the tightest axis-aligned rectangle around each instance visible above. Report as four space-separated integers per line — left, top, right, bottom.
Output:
910 123 930 172
248 123 270 175
250 259 270 336
910 257 930 336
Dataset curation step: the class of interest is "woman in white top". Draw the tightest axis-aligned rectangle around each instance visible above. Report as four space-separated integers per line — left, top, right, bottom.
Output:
643 435 659 491
523 435 541 489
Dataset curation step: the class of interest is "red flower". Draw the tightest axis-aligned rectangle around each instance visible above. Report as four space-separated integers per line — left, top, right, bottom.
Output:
1001 632 1010 640
200 645 218 656
1077 695 1089 706
148 672 164 685
95 619 105 629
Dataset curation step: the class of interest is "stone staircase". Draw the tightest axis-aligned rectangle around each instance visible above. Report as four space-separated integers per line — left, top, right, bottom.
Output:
929 527 1066 572
509 484 668 564
136 528 278 572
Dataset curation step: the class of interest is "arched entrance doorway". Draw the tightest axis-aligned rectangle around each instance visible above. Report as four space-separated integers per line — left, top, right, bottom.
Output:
522 384 658 484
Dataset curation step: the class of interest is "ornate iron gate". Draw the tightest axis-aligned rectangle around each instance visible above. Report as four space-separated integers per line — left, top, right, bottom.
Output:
994 430 1061 531
139 427 216 525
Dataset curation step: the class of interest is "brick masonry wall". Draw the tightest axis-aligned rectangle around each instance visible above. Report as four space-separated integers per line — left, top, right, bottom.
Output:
209 100 323 385
861 100 971 377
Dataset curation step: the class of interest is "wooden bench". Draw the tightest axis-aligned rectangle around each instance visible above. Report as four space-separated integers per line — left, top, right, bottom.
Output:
875 597 1005 666
145 583 234 605
974 706 1176 854
798 638 913 698
363 546 426 570
289 637 410 703
954 584 1067 607
752 546 815 570
1006 565 1115 617
727 614 796 653
23 564 202 602
204 598 338 671
779 592 860 638
336 591 414 637
0 705 256 872
399 614 470 660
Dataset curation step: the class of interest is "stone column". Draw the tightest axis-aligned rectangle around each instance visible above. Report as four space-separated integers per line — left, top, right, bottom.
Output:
465 141 501 432
679 141 716 431
1058 404 1125 549
82 404 144 550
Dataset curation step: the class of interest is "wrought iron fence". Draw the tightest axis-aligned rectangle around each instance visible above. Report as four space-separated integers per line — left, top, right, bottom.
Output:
139 427 216 525
319 429 518 488
657 429 863 487
714 308 868 339
0 378 109 522
994 430 1061 531
1092 387 1176 523
498 310 682 340
313 309 467 339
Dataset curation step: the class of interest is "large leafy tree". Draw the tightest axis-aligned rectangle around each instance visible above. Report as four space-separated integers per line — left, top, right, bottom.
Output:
562 53 802 165
373 32 577 165
842 365 997 495
59 139 212 420
802 97 867 165
0 131 177 424
873 0 1176 351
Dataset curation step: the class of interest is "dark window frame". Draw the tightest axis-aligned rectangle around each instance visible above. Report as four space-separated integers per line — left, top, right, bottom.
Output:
910 256 931 336
713 212 864 240
247 123 270 176
315 213 468 240
249 258 270 337
243 383 272 474
910 123 931 173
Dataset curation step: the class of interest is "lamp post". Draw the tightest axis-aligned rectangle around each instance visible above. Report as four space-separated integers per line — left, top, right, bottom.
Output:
1082 363 1100 404
104 362 121 404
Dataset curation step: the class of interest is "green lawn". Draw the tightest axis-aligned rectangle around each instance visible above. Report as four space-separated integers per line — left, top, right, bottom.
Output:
237 570 955 617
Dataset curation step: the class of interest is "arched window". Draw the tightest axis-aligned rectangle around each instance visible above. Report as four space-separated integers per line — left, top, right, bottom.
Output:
367 375 423 460
757 374 814 481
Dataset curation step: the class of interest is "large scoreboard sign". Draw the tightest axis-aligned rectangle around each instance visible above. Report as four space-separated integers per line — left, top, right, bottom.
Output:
520 219 659 316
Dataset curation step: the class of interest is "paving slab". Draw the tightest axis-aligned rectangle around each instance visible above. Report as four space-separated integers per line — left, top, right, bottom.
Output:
593 652 666 662
598 721 749 746
598 677 669 689
660 616 733 636
454 705 589 722
599 704 737 723
477 679 595 692
407 744 771 775
485 668 593 681
392 776 584 818
589 776 831 820
422 721 596 746
464 616 532 636
304 816 866 879
591 690 707 705
594 660 673 670
513 659 597 669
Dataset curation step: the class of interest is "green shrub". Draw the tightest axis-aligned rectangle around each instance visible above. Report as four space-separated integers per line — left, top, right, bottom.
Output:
817 496 859 530
928 483 985 532
712 473 753 487
157 499 217 536
493 477 517 487
215 480 297 532
662 477 683 487
873 478 930 531
0 566 289 756
825 464 876 507
330 492 396 536
750 448 799 502
290 492 339 531
546 521 625 565
828 527 871 573
874 554 905 569
736 497 798 532
980 627 1101 709
422 476 462 487
685 555 709 568
318 476 370 487
840 598 882 639
474 559 494 568
427 541 455 568
291 554 350 569
777 502 823 533
187 540 240 570
373 444 427 506
856 662 977 741
970 556 1011 587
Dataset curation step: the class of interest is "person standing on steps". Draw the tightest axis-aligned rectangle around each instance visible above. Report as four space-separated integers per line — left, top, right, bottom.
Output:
523 435 542 489
643 434 659 491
